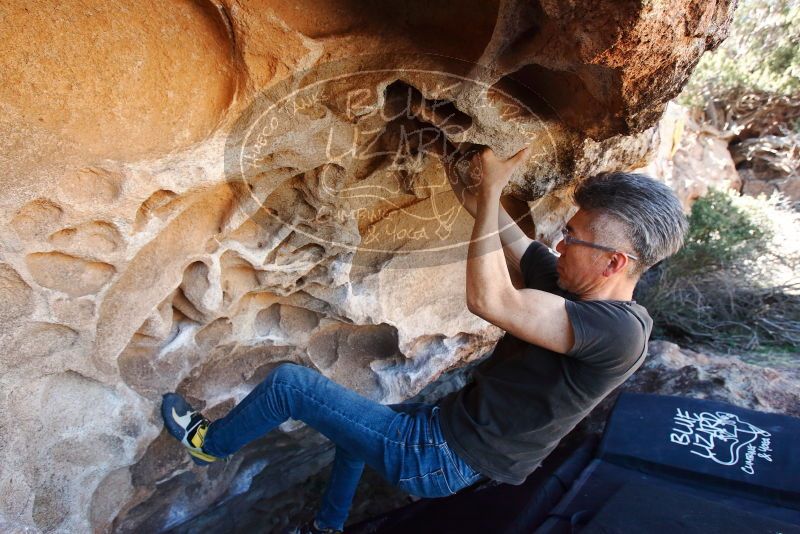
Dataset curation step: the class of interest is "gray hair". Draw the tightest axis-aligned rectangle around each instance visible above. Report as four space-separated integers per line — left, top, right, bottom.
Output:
573 171 688 276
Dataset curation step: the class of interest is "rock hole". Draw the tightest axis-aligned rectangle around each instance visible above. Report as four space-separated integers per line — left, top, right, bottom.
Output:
134 190 179 231
171 287 206 323
49 220 121 255
25 252 115 297
384 80 473 136
254 303 282 338
10 199 63 241
179 261 211 314
307 323 400 372
220 251 260 308
278 305 320 339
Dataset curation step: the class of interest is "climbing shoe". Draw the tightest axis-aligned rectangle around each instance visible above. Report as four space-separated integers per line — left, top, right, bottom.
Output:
161 392 221 466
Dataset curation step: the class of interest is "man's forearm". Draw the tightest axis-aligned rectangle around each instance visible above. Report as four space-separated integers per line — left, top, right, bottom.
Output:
497 203 533 252
444 157 530 252
442 156 478 217
466 187 516 311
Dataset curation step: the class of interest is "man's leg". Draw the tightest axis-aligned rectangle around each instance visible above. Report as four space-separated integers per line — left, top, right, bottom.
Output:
312 401 429 529
197 363 405 530
315 445 365 530
162 363 474 530
202 364 399 468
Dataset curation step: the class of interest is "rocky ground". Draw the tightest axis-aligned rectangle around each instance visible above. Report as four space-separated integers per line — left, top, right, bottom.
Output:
166 340 800 533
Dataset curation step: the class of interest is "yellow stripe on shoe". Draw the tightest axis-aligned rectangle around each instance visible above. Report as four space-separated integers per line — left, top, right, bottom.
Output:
189 448 219 463
190 422 208 449
188 422 220 462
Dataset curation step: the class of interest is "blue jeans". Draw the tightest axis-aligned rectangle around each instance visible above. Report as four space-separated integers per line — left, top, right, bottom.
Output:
203 362 484 531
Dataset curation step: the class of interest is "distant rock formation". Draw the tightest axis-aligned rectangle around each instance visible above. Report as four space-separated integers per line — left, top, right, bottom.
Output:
635 102 742 209
708 90 800 208
0 1 735 532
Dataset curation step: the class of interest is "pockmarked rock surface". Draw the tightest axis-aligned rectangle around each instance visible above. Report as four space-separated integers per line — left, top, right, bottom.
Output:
0 1 735 532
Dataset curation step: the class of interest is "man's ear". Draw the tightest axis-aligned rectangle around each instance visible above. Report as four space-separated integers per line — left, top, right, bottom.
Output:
603 253 629 277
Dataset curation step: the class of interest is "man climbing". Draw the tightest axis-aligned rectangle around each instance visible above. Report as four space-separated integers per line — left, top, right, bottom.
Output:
161 142 688 533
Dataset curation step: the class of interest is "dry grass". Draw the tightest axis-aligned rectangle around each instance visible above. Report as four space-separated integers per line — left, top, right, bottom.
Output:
635 189 800 353
640 270 800 351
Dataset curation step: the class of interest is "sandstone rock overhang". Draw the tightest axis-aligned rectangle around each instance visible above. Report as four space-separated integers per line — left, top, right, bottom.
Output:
0 1 736 532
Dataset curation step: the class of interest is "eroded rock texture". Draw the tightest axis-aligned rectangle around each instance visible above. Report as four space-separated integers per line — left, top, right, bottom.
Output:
0 1 735 532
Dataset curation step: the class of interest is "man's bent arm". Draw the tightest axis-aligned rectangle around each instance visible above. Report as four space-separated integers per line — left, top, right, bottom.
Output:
466 148 574 353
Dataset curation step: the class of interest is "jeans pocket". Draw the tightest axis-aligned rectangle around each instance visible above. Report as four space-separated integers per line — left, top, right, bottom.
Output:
430 408 482 487
397 468 455 498
442 442 483 487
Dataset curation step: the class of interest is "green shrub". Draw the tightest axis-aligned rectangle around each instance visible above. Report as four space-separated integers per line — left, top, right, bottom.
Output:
672 189 771 270
635 189 800 352
679 0 800 107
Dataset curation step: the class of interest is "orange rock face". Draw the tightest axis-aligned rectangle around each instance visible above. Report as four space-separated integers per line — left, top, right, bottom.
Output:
1 1 238 161
0 1 735 532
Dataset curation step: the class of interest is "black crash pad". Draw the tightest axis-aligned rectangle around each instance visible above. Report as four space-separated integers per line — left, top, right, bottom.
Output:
581 480 800 534
350 392 800 533
597 392 800 509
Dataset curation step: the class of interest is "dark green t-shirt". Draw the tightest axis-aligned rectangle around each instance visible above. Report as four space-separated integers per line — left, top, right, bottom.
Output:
438 240 653 485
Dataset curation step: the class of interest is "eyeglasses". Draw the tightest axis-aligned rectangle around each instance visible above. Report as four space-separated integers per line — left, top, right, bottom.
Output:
560 227 639 261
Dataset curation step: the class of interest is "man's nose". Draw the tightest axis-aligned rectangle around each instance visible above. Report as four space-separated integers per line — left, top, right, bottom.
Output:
555 239 565 255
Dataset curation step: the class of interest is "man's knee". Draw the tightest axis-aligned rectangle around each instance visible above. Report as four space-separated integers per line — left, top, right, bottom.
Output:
253 363 311 415
267 362 313 387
